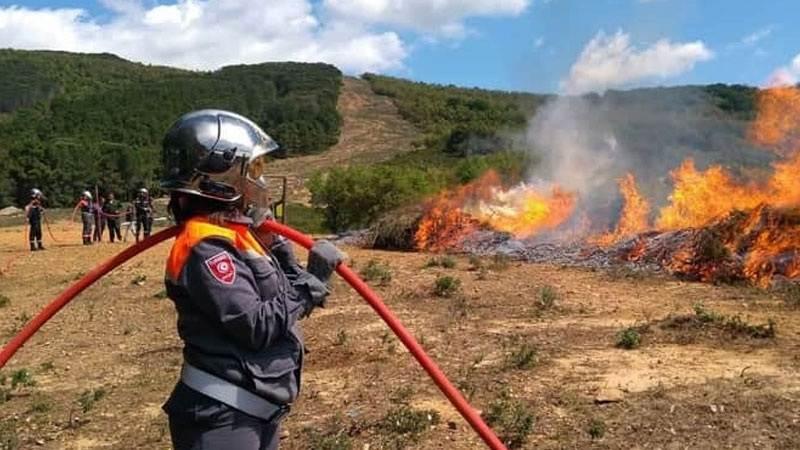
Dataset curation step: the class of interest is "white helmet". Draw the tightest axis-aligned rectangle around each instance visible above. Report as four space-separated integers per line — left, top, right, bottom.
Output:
82 190 93 200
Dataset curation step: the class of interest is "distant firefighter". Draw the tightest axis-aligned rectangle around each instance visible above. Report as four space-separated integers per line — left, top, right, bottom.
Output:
133 188 154 242
74 191 94 245
93 193 106 243
103 192 123 243
25 188 45 251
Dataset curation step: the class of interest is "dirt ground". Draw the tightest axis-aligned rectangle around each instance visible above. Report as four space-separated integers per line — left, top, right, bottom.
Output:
1 221 798 449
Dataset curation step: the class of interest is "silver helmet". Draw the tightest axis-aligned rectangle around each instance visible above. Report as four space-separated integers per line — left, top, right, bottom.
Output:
30 188 42 199
161 109 279 204
82 190 92 200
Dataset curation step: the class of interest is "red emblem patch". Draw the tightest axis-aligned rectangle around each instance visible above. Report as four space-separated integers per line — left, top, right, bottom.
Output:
204 251 236 285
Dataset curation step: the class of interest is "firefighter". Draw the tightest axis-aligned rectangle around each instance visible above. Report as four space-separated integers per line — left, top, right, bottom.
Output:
103 192 123 243
160 110 343 450
133 188 153 242
93 193 105 242
25 188 45 251
74 191 94 245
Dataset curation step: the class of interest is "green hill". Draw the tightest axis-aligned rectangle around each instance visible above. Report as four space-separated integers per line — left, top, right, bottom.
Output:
0 50 342 207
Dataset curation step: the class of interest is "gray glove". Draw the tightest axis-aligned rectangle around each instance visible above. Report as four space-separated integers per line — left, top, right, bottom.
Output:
294 271 331 318
269 235 303 277
307 240 344 283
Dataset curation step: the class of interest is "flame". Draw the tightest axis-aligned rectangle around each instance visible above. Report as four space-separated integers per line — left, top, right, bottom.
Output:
749 86 800 156
413 86 800 285
414 171 576 251
591 173 650 246
655 159 766 230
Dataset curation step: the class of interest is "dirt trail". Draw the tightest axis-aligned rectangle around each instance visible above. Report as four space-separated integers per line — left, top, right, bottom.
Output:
267 76 419 204
1 222 798 449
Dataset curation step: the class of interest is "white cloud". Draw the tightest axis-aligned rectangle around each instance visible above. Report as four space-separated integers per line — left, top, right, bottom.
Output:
323 0 530 38
768 53 800 86
561 30 713 95
741 26 773 46
0 0 526 74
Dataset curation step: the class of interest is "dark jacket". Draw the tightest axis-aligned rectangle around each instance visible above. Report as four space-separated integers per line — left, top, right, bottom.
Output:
163 215 315 407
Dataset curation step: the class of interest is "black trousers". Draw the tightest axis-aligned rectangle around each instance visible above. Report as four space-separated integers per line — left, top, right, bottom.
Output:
29 221 42 246
94 215 105 242
165 383 280 450
135 215 152 241
81 212 93 244
107 218 121 242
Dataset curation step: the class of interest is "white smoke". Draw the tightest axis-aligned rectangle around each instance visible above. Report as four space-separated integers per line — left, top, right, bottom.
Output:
524 30 715 227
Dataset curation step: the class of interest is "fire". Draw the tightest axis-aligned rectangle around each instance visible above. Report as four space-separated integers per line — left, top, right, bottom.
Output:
591 173 650 246
749 86 800 156
414 171 576 251
413 86 800 285
655 159 766 230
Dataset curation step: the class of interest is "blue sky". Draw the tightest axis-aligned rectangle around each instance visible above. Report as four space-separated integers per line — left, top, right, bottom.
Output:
400 0 800 92
1 0 799 93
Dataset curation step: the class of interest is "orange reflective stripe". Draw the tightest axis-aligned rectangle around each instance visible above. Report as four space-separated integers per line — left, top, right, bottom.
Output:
166 217 266 282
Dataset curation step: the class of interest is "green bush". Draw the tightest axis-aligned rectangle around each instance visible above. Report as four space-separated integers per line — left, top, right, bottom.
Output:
433 275 461 298
507 344 538 370
483 392 535 449
378 405 440 438
616 327 641 349
10 369 34 389
537 285 558 309
78 388 106 413
424 256 456 269
309 164 445 231
588 418 606 440
359 260 392 286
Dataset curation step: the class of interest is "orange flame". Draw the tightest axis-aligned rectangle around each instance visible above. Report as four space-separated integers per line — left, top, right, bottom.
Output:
655 159 766 230
591 173 651 246
415 86 800 285
414 171 576 251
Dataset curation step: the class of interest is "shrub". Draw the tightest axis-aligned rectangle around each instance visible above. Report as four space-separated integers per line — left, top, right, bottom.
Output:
483 392 535 449
616 327 641 349
305 426 352 450
433 275 461 297
537 285 558 309
424 256 456 269
10 369 34 389
489 253 511 271
507 344 538 370
359 260 392 286
78 388 106 413
378 405 440 438
588 418 606 440
309 165 446 231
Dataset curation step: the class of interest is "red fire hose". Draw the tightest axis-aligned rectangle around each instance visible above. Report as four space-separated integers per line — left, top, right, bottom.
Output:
258 221 507 450
0 226 180 368
0 222 507 450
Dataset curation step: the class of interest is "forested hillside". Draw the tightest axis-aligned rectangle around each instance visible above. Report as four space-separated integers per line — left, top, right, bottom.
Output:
0 50 342 207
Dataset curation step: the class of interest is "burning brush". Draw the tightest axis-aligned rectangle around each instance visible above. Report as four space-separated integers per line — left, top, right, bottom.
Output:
410 86 800 287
